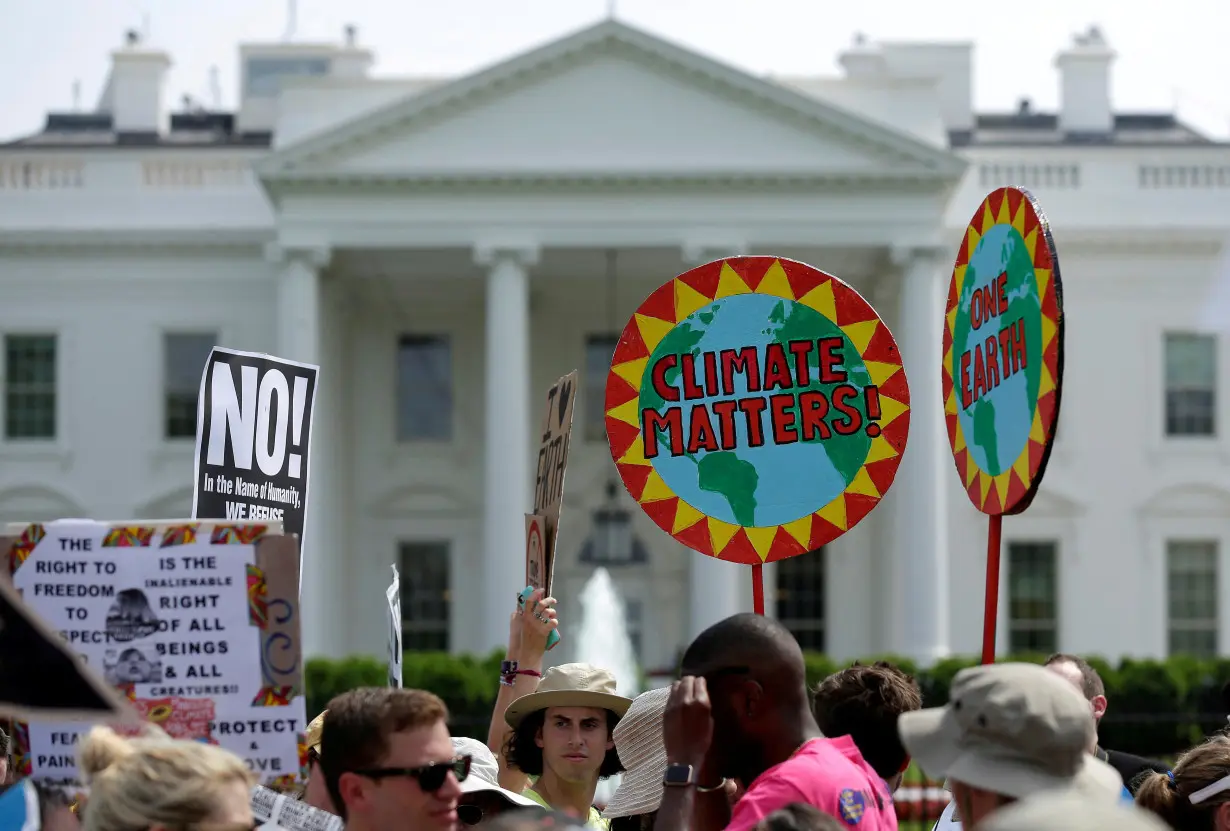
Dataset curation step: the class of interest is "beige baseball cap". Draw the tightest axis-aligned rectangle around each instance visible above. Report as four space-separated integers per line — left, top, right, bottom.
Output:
980 790 1170 831
898 663 1121 802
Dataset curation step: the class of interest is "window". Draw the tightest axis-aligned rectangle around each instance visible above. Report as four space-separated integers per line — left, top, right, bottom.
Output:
164 333 216 439
5 335 57 440
1165 333 1216 437
398 541 451 652
245 57 330 97
776 548 825 651
1007 541 1058 653
397 335 453 441
1167 540 1218 656
585 335 618 442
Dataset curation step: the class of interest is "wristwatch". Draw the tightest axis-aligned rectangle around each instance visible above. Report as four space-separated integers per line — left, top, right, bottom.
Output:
663 762 696 787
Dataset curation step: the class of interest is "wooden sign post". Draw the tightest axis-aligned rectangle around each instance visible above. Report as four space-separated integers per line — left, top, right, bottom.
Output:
942 187 1065 664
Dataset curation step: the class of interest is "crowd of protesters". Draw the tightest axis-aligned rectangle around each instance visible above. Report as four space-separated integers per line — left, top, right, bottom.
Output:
7 586 1230 831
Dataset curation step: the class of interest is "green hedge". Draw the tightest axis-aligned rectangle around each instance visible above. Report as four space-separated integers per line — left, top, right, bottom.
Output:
305 652 1230 757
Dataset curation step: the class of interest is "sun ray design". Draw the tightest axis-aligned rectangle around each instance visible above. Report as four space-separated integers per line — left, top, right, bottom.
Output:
942 187 1064 516
605 256 909 564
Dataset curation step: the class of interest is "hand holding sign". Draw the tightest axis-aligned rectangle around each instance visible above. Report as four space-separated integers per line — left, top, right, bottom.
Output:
514 588 558 660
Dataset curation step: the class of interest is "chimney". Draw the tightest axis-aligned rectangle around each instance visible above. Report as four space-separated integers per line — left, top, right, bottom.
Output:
1055 25 1115 134
332 24 374 78
838 33 888 78
98 29 172 133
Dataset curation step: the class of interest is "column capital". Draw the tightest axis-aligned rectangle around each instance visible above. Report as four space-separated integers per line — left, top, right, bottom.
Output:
682 240 748 266
473 242 540 269
265 242 332 269
889 243 948 270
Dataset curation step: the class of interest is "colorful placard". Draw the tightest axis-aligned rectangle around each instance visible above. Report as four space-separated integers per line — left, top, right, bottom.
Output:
605 256 910 565
942 187 1064 515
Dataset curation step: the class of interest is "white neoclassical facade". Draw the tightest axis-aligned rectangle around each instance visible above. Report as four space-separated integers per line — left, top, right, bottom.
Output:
3 20 1230 670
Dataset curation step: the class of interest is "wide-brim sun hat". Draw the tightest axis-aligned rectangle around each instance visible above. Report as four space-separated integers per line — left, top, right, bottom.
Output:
504 663 632 729
451 737 541 808
603 687 671 818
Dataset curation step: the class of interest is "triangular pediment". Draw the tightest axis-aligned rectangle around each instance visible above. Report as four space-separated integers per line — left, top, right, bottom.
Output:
257 20 964 183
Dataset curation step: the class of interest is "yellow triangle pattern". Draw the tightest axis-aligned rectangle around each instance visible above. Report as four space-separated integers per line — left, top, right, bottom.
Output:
707 518 740 553
783 516 812 548
640 470 674 502
612 358 647 390
745 526 777 562
1029 410 1046 443
714 263 752 299
1012 448 1031 485
617 435 649 467
606 398 640 427
978 470 994 504
879 395 909 428
944 388 958 416
965 459 979 488
954 425 967 453
966 228 982 261
798 280 838 322
865 436 900 464
1039 365 1056 397
980 202 996 233
1040 315 1057 351
846 469 881 499
674 280 712 323
756 260 794 300
994 473 1010 509
817 496 848 530
953 264 967 295
865 360 901 387
672 501 705 533
946 306 959 334
1022 228 1038 263
1035 268 1053 303
842 320 879 354
635 313 675 353
1011 199 1027 234
995 194 1012 224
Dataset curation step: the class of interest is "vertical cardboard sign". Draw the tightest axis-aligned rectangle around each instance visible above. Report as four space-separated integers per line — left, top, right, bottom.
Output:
386 565 402 688
193 348 319 547
525 514 546 592
528 371 577 595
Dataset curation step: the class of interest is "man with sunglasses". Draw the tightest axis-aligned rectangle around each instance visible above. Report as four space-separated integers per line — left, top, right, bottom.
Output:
320 687 471 831
656 614 897 831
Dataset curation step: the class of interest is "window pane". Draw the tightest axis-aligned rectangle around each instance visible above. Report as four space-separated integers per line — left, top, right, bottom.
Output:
585 335 618 442
1165 334 1217 437
1008 542 1058 654
399 541 451 652
775 548 825 651
1167 540 1218 657
164 333 216 439
397 336 453 441
5 335 57 440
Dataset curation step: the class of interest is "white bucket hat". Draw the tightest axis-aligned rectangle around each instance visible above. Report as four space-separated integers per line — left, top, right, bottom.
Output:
452 737 540 808
602 687 671 819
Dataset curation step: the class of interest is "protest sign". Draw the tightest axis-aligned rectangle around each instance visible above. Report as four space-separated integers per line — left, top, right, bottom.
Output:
0 565 136 725
529 371 577 595
605 256 910 572
193 348 318 545
943 186 1064 516
524 514 546 593
3 520 306 785
252 784 344 831
386 565 402 688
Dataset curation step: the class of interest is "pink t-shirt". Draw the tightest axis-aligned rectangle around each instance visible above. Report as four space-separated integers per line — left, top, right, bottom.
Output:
725 737 897 831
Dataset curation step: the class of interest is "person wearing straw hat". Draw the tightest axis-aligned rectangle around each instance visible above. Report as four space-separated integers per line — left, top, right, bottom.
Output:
452 737 544 826
503 663 632 829
603 687 669 831
302 710 340 816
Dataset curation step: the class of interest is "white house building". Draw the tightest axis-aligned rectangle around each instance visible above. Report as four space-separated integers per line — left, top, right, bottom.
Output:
2 19 1229 671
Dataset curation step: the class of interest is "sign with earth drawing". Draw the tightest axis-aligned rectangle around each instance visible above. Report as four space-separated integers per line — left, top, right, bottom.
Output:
943 186 1064 516
604 256 910 565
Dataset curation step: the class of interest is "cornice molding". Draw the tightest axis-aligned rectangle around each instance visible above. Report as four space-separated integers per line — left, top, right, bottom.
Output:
0 228 270 255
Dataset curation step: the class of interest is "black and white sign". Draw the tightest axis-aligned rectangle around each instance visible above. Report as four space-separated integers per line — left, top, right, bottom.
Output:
387 565 402 688
193 348 318 545
252 785 344 831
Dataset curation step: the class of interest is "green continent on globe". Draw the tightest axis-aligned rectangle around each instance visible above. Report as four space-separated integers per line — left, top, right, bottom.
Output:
766 299 872 485
696 452 758 526
951 230 1043 476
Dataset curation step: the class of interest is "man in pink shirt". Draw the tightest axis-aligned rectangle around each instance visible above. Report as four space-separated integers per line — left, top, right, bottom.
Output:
653 614 896 831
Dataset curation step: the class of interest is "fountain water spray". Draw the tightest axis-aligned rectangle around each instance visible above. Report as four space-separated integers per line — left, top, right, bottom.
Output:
576 567 641 807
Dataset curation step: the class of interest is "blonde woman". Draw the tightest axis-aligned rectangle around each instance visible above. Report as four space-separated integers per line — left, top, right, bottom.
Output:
77 726 255 831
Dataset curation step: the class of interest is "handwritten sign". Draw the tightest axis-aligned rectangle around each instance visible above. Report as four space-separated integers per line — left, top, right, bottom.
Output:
194 348 318 543
386 566 402 689
605 257 910 564
529 372 577 594
943 187 1064 515
4 520 306 785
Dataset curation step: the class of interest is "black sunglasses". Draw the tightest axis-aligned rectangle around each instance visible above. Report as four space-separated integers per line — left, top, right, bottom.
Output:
352 755 471 792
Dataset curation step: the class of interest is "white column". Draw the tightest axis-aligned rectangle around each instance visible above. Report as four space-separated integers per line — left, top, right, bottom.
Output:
681 242 751 639
272 245 340 659
475 244 538 653
890 245 951 662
